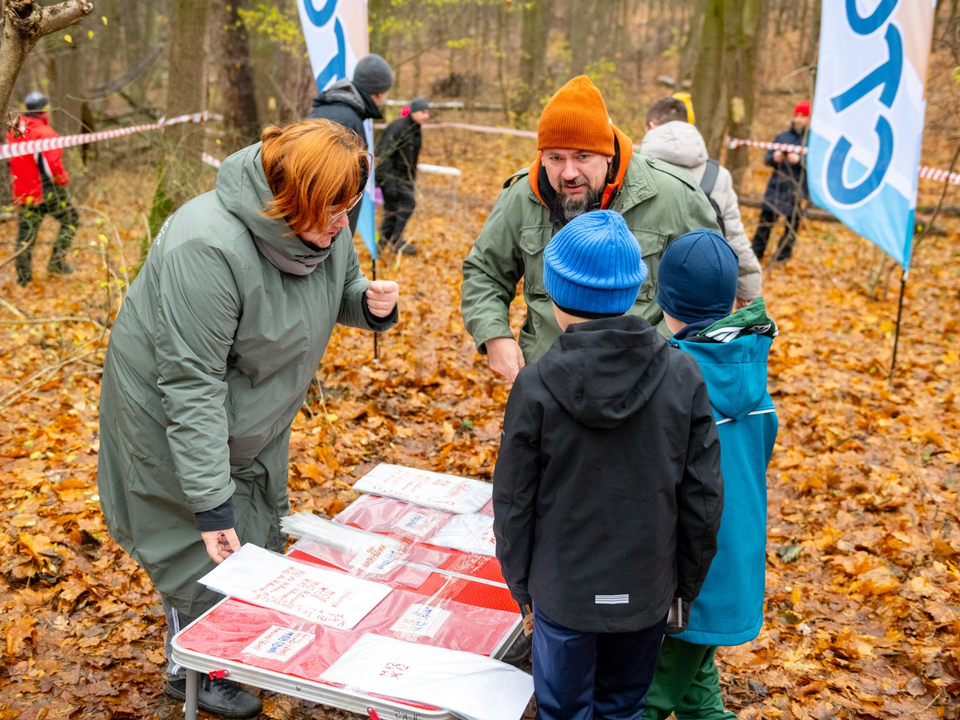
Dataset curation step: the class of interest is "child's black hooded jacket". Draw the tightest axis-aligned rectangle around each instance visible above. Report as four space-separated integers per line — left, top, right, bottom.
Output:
493 314 724 633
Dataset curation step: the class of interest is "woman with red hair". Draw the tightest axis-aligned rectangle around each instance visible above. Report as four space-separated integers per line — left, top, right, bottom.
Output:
97 119 399 718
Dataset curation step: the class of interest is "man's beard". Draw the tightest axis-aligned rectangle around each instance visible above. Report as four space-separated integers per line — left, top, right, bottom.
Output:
554 184 601 222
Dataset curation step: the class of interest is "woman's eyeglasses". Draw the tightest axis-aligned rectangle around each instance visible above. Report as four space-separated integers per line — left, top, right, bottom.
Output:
330 193 364 224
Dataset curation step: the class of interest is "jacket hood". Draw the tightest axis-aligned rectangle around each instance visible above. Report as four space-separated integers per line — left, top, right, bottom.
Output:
639 121 708 170
312 78 382 120
674 299 777 421
537 315 670 429
215 143 333 264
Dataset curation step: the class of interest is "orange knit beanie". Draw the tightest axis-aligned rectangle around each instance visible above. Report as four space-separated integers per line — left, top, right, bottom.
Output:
537 76 615 156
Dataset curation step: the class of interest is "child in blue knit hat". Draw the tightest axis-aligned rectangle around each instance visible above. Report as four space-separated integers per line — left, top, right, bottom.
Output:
493 210 725 720
643 228 779 720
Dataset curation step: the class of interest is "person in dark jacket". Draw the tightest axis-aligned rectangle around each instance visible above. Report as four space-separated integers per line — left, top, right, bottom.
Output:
493 210 724 720
751 101 810 263
642 230 778 720
376 97 430 255
7 91 79 286
308 54 394 235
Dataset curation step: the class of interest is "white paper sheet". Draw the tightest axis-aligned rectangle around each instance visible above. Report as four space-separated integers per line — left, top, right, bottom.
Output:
242 626 313 663
429 514 497 557
320 634 533 720
198 544 392 630
389 603 451 638
353 464 493 514
395 509 445 538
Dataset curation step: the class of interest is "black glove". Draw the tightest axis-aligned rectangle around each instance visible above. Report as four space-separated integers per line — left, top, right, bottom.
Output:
665 597 691 635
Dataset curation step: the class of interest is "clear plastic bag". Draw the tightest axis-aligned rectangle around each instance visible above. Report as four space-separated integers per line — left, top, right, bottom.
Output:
352 464 492 514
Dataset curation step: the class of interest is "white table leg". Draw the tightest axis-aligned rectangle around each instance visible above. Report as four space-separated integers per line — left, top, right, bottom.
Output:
183 670 199 720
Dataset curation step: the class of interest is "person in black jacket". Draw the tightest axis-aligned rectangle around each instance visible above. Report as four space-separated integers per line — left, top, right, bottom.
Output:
751 101 810 263
308 54 394 235
376 97 430 255
493 210 724 720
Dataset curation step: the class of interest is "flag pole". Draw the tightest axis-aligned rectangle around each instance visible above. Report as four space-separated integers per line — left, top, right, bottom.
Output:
888 268 908 383
372 254 379 362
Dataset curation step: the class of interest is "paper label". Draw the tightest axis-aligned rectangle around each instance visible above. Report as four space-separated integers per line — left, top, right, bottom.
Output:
242 625 313 663
395 510 443 538
349 542 403 575
320 634 534 720
353 464 492 514
390 603 451 638
198 544 392 630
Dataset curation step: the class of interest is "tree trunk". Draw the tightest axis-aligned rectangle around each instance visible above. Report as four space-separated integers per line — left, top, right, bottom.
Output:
801 0 822 69
515 0 545 116
796 0 810 69
569 0 589 75
119 0 146 104
52 42 84 136
691 0 764 162
214 0 258 151
147 0 211 248
368 0 387 55
723 0 764 192
691 0 726 154
0 0 93 127
278 47 314 125
677 0 707 86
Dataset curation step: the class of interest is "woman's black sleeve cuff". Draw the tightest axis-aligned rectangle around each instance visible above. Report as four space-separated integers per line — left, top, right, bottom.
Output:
361 292 399 330
194 496 235 532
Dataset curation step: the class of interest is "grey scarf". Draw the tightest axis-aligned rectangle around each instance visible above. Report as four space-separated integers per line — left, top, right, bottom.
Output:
253 234 333 276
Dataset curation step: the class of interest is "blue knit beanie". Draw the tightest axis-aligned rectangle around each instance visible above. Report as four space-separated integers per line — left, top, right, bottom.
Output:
543 211 648 317
656 228 739 323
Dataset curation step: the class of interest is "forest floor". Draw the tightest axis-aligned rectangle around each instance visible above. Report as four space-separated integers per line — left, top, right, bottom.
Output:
0 131 957 720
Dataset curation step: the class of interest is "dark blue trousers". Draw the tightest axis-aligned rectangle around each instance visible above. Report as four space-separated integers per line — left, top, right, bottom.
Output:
532 605 666 720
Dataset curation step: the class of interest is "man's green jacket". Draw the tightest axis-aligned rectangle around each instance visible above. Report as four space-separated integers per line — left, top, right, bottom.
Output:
462 144 720 363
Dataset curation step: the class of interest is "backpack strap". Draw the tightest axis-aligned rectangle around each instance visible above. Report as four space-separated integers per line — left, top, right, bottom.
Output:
503 167 530 190
700 158 720 195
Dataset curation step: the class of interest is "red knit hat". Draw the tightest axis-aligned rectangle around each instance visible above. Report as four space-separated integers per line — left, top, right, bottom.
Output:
794 100 811 117
537 76 616 156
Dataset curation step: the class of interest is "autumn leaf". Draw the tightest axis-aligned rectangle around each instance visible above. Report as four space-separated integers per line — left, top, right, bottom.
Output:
18 533 62 562
4 617 36 658
776 541 803 563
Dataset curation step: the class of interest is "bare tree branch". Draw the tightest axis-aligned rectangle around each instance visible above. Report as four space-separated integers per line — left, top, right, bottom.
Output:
39 0 94 36
0 0 94 126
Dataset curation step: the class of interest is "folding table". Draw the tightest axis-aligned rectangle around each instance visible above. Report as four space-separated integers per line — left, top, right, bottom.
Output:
170 489 524 720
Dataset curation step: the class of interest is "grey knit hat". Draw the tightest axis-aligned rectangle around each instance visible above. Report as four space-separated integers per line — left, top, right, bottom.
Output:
409 97 430 113
353 54 394 95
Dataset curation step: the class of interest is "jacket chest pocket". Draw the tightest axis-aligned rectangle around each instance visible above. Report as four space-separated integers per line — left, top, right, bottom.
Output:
629 228 667 303
519 226 553 296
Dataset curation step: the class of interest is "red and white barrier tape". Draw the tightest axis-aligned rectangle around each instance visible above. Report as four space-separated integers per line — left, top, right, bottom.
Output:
727 137 960 186
918 165 960 185
0 111 221 160
727 137 807 155
202 152 223 169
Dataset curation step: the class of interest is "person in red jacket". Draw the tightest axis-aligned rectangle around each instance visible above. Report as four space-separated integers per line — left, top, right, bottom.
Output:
7 92 79 286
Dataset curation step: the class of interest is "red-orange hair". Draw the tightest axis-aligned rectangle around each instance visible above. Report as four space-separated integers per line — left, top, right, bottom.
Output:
260 119 369 235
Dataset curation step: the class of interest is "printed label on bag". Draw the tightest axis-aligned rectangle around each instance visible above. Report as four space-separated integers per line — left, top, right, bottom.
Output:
395 510 442 538
349 541 403 575
390 603 451 638
242 625 313 663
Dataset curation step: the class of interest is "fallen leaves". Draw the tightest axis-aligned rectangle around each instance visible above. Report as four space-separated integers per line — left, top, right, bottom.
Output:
0 126 957 720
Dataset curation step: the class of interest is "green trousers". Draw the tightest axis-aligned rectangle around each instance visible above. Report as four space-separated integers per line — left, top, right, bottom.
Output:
642 637 737 720
15 185 78 284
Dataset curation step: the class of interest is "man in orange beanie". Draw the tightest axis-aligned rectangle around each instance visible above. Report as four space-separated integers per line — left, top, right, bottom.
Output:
461 76 720 380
